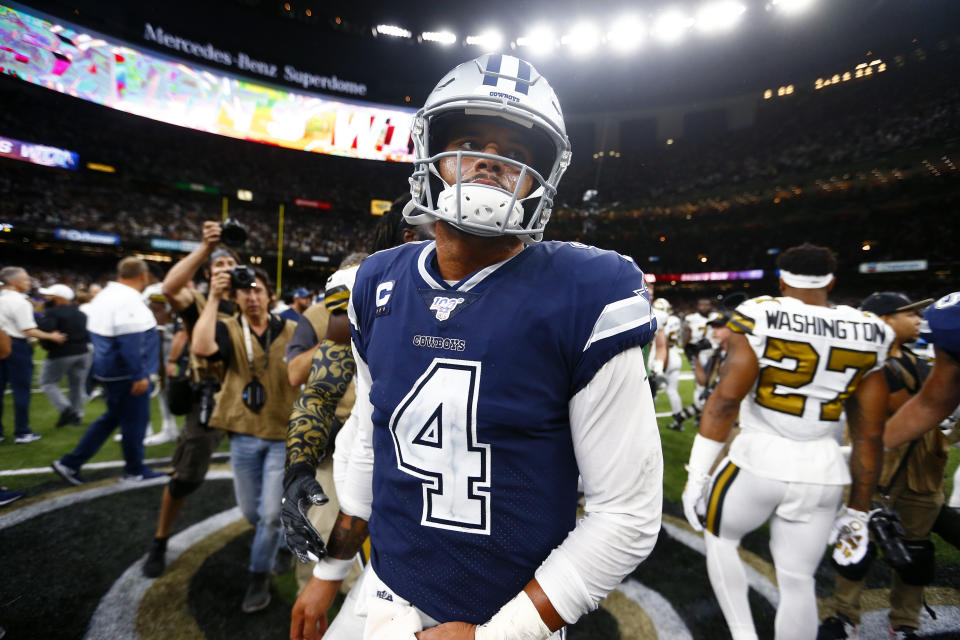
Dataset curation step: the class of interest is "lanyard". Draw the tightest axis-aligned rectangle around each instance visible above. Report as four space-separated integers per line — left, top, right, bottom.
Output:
240 315 270 375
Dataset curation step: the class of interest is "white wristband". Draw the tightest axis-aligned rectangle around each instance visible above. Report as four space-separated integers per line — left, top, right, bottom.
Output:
312 556 354 581
685 433 725 476
475 591 552 640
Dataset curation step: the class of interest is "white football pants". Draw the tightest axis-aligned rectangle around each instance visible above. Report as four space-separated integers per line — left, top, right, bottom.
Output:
326 564 565 640
703 462 843 640
663 349 683 414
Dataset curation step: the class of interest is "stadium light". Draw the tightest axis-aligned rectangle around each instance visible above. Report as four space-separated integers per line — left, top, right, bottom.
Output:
696 2 746 33
772 0 816 15
376 24 412 38
466 30 503 51
421 30 456 45
517 26 556 55
653 9 693 44
561 22 600 55
607 15 644 52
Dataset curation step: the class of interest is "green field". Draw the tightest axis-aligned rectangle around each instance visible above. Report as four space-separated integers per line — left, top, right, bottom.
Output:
3 357 959 566
0 357 228 490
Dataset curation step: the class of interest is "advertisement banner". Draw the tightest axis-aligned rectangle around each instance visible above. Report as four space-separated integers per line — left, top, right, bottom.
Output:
858 260 928 274
294 198 332 210
0 3 415 162
55 228 120 245
151 238 202 252
0 134 78 170
650 269 765 283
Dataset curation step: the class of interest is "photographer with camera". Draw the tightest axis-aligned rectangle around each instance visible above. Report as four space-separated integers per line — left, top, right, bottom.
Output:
818 292 941 640
141 221 239 579
193 264 300 613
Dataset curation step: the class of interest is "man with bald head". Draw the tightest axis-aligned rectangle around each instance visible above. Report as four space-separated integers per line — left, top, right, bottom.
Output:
0 266 66 443
52 258 162 484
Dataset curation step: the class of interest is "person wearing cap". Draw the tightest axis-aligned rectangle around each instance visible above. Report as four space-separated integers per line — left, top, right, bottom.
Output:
669 311 732 430
0 266 67 443
884 291 960 449
37 283 91 428
140 221 239 579
681 243 892 640
817 292 938 640
278 288 313 323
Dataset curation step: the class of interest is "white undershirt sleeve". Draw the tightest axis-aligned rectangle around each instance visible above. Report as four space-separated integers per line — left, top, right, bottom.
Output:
336 340 375 521
534 345 663 625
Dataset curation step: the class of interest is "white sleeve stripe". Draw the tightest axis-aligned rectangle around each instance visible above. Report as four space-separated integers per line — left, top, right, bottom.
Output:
347 291 359 333
583 296 654 352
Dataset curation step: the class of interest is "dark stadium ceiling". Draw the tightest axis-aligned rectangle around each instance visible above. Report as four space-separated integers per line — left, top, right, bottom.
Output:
18 0 960 112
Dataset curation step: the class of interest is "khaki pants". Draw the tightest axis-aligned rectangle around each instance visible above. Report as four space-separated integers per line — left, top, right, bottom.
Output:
831 485 943 629
294 457 363 594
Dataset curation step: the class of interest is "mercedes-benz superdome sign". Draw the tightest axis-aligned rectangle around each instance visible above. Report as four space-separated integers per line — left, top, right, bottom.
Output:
142 23 367 96
0 3 415 162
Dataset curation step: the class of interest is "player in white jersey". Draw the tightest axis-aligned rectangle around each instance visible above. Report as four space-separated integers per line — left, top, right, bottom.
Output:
681 244 892 640
650 298 684 429
684 298 715 407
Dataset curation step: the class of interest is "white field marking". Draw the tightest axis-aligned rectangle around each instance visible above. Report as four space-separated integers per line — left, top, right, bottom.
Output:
661 519 781 607
861 607 960 636
0 452 230 476
616 578 694 639
85 505 243 640
0 469 234 529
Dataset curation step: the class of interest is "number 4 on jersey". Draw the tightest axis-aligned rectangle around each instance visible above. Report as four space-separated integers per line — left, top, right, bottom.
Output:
389 358 492 535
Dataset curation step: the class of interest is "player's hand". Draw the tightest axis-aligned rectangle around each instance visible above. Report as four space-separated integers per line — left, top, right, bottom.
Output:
681 470 711 532
281 464 329 563
290 577 339 640
416 622 478 640
49 330 67 344
201 221 222 249
209 271 232 298
650 359 665 376
828 507 870 566
166 361 178 378
130 378 150 396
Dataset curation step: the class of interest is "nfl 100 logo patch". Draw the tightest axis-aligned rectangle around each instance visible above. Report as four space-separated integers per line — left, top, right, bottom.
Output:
430 295 465 321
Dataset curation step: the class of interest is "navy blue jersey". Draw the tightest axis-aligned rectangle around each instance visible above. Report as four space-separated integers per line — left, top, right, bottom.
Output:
349 240 655 624
926 292 960 361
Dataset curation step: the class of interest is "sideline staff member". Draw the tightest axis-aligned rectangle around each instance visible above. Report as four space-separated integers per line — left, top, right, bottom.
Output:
192 265 299 614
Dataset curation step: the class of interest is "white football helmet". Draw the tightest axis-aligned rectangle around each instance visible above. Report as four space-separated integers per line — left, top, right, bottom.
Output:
652 298 673 316
404 54 572 244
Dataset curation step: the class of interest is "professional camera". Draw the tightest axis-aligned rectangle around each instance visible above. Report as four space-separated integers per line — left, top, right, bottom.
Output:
684 338 712 363
220 218 247 248
196 378 221 427
869 505 910 568
230 265 257 289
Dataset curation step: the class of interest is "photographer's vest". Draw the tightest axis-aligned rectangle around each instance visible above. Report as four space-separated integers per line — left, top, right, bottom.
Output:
209 315 298 440
879 347 949 495
186 290 234 383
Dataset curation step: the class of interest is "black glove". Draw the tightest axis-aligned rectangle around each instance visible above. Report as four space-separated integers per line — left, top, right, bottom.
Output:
649 373 665 396
281 463 330 563
684 338 712 363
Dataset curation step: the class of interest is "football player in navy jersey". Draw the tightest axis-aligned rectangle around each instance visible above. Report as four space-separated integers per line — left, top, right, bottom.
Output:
884 291 960 449
290 54 662 640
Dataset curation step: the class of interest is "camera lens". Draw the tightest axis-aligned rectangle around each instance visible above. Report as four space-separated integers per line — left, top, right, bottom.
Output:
221 218 247 248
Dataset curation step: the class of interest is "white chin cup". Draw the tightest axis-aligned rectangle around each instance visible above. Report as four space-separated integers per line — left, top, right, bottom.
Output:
436 183 525 237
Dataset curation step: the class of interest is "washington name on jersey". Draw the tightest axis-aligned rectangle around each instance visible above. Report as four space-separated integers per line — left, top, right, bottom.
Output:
348 240 656 624
727 295 893 484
